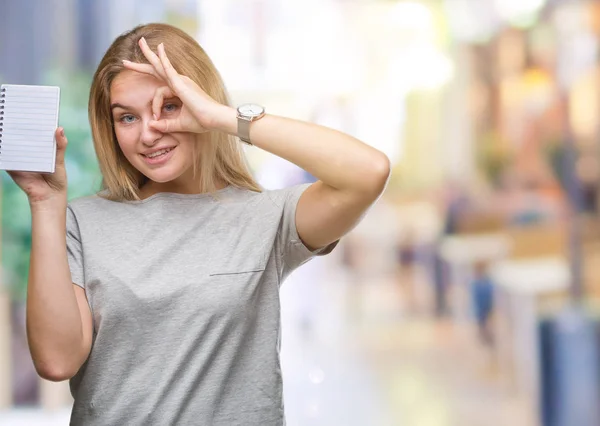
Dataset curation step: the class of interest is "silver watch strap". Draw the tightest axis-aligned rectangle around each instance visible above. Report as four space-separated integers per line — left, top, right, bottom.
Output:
237 117 252 145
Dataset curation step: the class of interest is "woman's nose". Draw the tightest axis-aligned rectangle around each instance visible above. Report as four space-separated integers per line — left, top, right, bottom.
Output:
140 119 162 146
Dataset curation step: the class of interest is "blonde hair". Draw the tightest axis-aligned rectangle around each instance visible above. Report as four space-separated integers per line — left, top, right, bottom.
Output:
89 23 262 201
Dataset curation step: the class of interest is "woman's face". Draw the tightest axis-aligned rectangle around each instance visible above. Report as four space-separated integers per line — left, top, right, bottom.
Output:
110 70 196 191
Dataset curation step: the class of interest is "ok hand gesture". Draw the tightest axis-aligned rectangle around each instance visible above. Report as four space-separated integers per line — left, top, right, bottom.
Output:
122 38 225 135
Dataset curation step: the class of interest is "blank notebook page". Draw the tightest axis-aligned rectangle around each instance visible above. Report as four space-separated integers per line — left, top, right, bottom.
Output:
0 84 60 173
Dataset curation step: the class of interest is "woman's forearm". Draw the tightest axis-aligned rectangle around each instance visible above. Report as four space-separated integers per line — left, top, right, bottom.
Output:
214 106 390 194
27 201 86 380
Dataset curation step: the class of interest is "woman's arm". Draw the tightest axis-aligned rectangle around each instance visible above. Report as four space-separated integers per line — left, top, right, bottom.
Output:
6 129 93 381
125 39 391 250
28 204 93 381
213 109 391 250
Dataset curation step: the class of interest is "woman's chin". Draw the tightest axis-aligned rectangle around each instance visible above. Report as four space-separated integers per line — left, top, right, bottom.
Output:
142 167 183 184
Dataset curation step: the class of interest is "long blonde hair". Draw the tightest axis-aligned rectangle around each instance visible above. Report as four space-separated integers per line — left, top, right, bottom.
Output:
89 23 262 201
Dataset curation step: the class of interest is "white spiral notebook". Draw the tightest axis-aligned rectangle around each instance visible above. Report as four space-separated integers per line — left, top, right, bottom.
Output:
0 84 61 173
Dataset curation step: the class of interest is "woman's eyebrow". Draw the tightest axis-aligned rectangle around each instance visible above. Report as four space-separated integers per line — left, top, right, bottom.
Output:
111 98 176 111
110 103 131 110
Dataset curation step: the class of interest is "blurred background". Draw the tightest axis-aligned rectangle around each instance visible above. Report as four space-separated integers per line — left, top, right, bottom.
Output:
2 0 600 425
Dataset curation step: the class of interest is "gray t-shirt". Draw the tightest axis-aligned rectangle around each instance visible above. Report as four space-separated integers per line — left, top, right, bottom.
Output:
65 183 334 425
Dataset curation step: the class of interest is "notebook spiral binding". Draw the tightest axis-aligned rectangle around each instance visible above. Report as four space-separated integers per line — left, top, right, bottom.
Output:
0 87 4 154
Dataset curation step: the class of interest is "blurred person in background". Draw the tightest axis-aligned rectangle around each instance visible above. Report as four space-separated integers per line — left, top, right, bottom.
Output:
430 180 472 318
395 228 419 314
5 23 390 425
470 260 495 347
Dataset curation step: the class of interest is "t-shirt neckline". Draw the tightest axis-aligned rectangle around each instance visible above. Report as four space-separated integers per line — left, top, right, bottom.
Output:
125 185 237 204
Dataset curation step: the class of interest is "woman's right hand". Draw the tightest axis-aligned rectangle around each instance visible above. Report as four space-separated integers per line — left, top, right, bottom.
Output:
6 127 69 206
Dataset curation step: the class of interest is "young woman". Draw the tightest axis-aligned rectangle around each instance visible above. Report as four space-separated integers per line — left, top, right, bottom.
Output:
8 23 390 425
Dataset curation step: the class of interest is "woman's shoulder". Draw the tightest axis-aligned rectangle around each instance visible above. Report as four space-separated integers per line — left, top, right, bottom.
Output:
212 184 312 222
67 190 117 215
260 183 312 208
217 183 309 207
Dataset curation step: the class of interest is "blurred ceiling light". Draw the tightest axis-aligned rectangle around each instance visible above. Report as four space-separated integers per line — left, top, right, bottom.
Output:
494 0 547 27
444 0 500 43
388 45 454 91
388 1 433 31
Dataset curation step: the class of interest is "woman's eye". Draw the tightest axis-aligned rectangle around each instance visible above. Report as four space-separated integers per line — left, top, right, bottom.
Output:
119 114 136 124
163 103 178 113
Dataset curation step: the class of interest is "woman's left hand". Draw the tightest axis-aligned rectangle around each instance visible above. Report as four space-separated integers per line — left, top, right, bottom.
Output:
122 37 225 134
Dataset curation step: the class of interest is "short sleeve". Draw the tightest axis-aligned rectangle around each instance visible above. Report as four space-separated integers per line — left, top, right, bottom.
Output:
66 205 85 288
270 183 338 278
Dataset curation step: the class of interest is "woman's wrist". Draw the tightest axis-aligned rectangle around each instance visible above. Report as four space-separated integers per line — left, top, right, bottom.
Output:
208 104 237 135
30 198 68 226
29 193 68 213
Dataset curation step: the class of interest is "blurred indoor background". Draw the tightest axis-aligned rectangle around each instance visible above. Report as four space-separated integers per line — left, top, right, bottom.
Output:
2 0 600 425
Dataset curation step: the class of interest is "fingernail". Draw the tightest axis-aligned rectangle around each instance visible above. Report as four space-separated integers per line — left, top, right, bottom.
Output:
122 59 130 64
140 37 146 44
59 128 64 137
153 114 158 121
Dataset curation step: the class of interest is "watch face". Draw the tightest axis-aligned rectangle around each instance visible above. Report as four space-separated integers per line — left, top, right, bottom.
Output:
238 103 265 118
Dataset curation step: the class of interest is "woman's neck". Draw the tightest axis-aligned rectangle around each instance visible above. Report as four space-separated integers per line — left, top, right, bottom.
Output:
139 178 228 199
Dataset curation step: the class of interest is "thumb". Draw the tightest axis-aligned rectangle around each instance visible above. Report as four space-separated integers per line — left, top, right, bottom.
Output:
55 127 68 166
149 118 184 133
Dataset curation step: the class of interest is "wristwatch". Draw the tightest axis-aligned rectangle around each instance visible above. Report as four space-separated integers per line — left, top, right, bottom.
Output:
236 103 265 145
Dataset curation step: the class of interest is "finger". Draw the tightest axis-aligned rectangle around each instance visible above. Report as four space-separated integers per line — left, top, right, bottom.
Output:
157 43 183 91
152 86 176 121
138 37 168 81
149 118 183 134
54 127 68 166
122 60 160 79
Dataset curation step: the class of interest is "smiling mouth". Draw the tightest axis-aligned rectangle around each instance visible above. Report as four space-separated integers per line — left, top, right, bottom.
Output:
142 147 174 159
